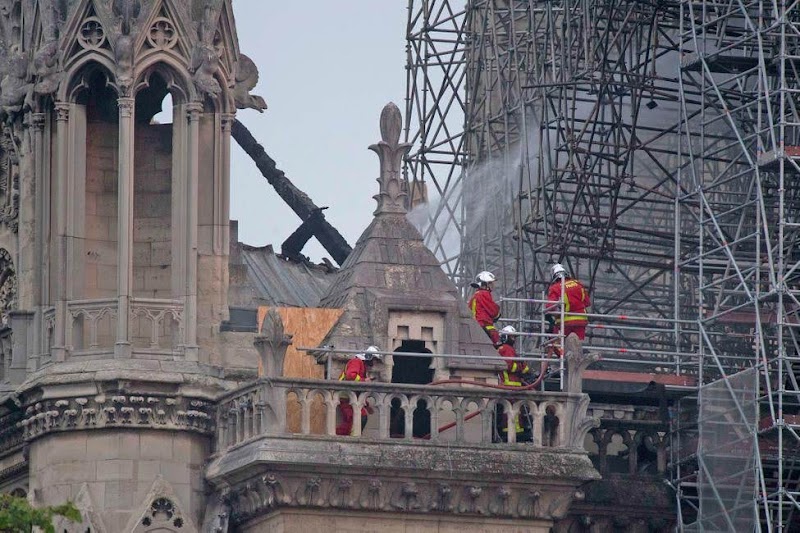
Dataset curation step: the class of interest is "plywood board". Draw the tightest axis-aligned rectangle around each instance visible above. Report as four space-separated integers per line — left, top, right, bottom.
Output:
257 306 343 434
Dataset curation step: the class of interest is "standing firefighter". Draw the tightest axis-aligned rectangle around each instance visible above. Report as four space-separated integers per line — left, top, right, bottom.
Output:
468 271 502 346
495 325 533 442
545 263 590 341
336 346 381 436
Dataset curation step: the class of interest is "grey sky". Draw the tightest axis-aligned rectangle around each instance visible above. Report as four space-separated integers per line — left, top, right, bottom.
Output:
230 2 409 262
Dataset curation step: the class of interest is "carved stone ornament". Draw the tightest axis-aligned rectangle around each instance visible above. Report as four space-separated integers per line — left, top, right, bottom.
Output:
255 308 293 378
190 0 224 96
52 483 108 533
225 472 585 525
563 332 600 394
0 248 16 325
125 475 198 533
369 102 412 216
0 50 33 119
111 0 142 95
0 127 20 233
20 394 214 440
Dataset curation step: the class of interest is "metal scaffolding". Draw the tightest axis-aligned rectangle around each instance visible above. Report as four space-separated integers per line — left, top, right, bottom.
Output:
405 0 800 530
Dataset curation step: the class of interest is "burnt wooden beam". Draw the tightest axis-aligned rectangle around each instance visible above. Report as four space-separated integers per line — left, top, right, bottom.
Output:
281 207 327 260
231 119 353 265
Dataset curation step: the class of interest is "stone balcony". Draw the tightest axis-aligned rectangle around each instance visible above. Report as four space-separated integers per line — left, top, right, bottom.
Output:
204 337 601 532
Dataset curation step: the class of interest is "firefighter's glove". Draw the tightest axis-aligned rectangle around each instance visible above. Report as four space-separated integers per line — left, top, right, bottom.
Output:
545 314 556 328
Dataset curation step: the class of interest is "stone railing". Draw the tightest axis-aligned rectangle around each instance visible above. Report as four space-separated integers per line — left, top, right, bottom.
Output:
215 378 597 455
42 306 55 357
66 298 117 354
60 298 184 356
130 298 184 353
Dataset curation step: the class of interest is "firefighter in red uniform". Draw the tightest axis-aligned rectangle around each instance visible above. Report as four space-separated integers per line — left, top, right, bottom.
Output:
336 346 381 436
468 271 502 346
544 263 590 341
495 325 533 442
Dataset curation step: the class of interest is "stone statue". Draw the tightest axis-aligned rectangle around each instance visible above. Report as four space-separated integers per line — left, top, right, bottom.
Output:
191 1 223 96
233 54 266 112
0 50 33 120
191 42 221 96
33 41 62 96
112 0 142 94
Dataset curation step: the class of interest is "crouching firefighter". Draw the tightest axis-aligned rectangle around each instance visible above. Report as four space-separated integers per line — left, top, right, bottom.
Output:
469 271 502 347
494 326 534 443
336 346 381 436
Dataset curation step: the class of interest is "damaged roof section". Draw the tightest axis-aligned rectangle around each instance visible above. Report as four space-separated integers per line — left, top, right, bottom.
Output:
228 221 337 309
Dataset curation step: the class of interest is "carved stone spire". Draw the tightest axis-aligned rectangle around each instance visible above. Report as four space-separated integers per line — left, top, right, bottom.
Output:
369 103 412 216
255 308 293 378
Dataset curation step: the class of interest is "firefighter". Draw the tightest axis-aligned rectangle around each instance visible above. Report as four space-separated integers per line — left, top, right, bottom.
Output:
468 271 502 346
495 325 533 442
544 263 590 341
336 346 381 436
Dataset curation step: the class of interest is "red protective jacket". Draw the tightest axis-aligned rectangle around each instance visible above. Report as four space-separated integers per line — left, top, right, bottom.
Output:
339 357 368 382
498 343 529 386
468 288 501 327
545 278 590 325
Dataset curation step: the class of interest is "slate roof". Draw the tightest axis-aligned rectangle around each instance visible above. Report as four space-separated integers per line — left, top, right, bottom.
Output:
228 244 336 309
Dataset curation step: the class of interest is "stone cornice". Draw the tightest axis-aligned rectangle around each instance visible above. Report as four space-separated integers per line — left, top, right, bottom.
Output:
224 470 585 525
20 393 215 441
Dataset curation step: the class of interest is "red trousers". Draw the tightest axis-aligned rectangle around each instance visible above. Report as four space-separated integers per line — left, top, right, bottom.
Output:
553 323 586 340
336 399 368 436
481 324 501 346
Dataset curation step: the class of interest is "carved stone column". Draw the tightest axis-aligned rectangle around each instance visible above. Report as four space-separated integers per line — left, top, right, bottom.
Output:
115 97 135 358
8 310 32 384
52 103 70 362
184 103 203 361
214 114 236 255
30 112 45 368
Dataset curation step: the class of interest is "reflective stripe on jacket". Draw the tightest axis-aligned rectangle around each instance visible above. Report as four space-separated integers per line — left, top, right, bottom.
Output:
545 278 589 325
498 344 528 386
468 288 501 327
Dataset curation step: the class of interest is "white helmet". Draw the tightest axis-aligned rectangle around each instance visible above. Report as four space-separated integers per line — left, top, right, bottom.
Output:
551 263 567 281
499 325 517 343
357 345 382 362
476 271 496 286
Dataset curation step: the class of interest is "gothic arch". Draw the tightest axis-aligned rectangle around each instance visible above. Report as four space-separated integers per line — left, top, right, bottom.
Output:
60 57 118 103
133 59 196 105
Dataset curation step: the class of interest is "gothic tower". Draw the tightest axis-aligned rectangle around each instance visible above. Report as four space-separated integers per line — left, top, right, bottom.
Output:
0 0 264 530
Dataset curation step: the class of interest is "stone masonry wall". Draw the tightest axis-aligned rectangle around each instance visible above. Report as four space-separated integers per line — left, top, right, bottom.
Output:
28 429 208 531
84 120 119 300
133 123 172 300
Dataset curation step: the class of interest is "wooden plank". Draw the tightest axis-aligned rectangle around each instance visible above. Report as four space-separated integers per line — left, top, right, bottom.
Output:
257 306 343 433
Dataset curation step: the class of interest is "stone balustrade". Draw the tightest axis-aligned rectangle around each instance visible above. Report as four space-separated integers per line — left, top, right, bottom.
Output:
129 297 184 353
215 377 596 454
66 298 117 353
41 298 186 357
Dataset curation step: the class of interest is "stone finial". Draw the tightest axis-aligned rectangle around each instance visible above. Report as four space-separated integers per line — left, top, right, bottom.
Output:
563 333 599 394
369 103 412 216
255 309 293 378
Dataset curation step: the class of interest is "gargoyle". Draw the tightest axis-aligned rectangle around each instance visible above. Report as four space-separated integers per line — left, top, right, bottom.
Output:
234 54 266 112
